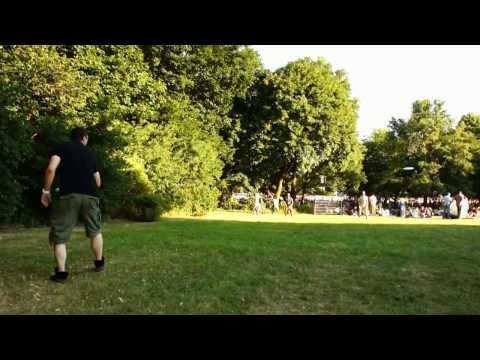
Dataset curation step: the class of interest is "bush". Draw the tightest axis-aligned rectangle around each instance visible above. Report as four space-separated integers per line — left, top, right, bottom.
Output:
123 194 164 222
222 196 241 210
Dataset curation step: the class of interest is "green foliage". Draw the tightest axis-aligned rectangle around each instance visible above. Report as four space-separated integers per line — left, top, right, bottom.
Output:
0 46 88 224
364 101 480 198
122 194 165 222
0 111 29 224
4 45 480 226
222 196 241 210
295 202 314 214
232 58 364 197
0 45 229 224
458 113 480 197
140 45 263 162
459 113 480 138
218 172 255 209
363 128 403 196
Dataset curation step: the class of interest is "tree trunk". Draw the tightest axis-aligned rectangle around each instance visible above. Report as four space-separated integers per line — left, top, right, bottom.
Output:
301 182 308 204
275 176 284 199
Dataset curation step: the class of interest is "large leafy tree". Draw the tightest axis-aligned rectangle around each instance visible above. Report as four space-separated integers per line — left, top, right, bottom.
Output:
71 45 224 215
140 45 263 161
364 126 412 196
0 45 229 224
233 58 364 198
459 113 480 137
393 100 453 197
456 113 480 197
363 101 480 199
0 46 98 224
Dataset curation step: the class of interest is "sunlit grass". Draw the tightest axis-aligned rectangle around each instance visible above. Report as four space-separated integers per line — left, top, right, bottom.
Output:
169 210 480 226
1 211 479 314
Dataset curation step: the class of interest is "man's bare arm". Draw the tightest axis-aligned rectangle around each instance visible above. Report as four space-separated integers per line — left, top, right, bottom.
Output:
94 171 101 188
41 155 61 207
44 155 61 191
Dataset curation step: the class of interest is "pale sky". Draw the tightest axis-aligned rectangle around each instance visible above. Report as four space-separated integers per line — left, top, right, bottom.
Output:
251 45 480 140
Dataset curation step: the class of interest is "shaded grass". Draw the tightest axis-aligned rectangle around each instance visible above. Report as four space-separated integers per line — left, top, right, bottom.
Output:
1 213 480 314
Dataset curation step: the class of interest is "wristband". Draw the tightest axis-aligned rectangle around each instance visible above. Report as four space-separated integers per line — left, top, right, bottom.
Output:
42 188 50 195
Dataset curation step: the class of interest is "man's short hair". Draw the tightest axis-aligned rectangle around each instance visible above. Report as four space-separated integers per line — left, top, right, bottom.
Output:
70 127 88 142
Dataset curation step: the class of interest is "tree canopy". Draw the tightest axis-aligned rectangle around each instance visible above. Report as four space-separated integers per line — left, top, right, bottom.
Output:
3 45 478 225
231 58 364 199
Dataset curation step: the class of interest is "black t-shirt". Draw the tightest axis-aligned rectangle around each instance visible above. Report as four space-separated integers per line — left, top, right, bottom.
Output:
51 141 99 197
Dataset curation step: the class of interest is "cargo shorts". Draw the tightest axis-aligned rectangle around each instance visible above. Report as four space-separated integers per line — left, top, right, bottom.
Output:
49 193 102 245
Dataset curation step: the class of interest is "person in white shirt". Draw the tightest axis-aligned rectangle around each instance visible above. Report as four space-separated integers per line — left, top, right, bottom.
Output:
358 191 369 219
253 192 262 215
369 194 377 216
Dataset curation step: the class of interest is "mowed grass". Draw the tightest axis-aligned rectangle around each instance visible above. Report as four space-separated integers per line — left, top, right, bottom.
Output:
1 211 480 314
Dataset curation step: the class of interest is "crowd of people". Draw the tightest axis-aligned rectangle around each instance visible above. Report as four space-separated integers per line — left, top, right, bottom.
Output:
246 188 480 220
344 191 480 219
252 190 295 216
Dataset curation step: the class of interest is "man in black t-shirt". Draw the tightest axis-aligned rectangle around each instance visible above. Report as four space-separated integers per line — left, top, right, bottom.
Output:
41 127 105 283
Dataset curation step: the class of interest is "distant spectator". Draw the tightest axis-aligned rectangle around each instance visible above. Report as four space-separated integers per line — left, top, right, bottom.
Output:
411 207 418 218
285 193 294 217
253 192 262 215
400 198 406 218
272 197 280 214
426 207 433 218
443 193 452 219
358 191 369 219
459 194 469 219
454 192 464 211
449 199 458 218
369 194 378 216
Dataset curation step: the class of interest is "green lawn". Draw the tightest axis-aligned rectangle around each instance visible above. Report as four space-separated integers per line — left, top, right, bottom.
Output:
1 211 480 314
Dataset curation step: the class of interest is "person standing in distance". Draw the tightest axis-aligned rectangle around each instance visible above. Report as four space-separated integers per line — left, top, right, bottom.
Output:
443 192 452 219
253 192 262 215
358 191 369 219
285 193 294 217
41 127 105 283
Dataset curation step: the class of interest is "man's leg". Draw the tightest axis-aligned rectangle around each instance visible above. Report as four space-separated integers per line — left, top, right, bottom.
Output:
49 194 79 282
53 243 67 272
81 195 104 271
90 233 103 261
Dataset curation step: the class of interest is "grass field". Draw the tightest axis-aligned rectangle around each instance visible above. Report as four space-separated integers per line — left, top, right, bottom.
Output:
1 211 480 314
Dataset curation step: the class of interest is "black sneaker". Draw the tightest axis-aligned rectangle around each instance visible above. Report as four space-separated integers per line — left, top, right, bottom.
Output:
94 257 105 272
49 267 69 283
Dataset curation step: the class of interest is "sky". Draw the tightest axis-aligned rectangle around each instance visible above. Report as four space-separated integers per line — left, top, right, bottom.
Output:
251 45 480 140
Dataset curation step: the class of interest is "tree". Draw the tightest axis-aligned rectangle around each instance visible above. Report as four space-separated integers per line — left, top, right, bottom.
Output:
455 113 480 197
76 46 224 215
0 46 98 224
441 122 479 196
233 58 364 199
140 45 263 162
459 113 480 138
394 100 454 198
363 100 480 199
363 128 404 197
119 98 224 215
0 45 228 224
